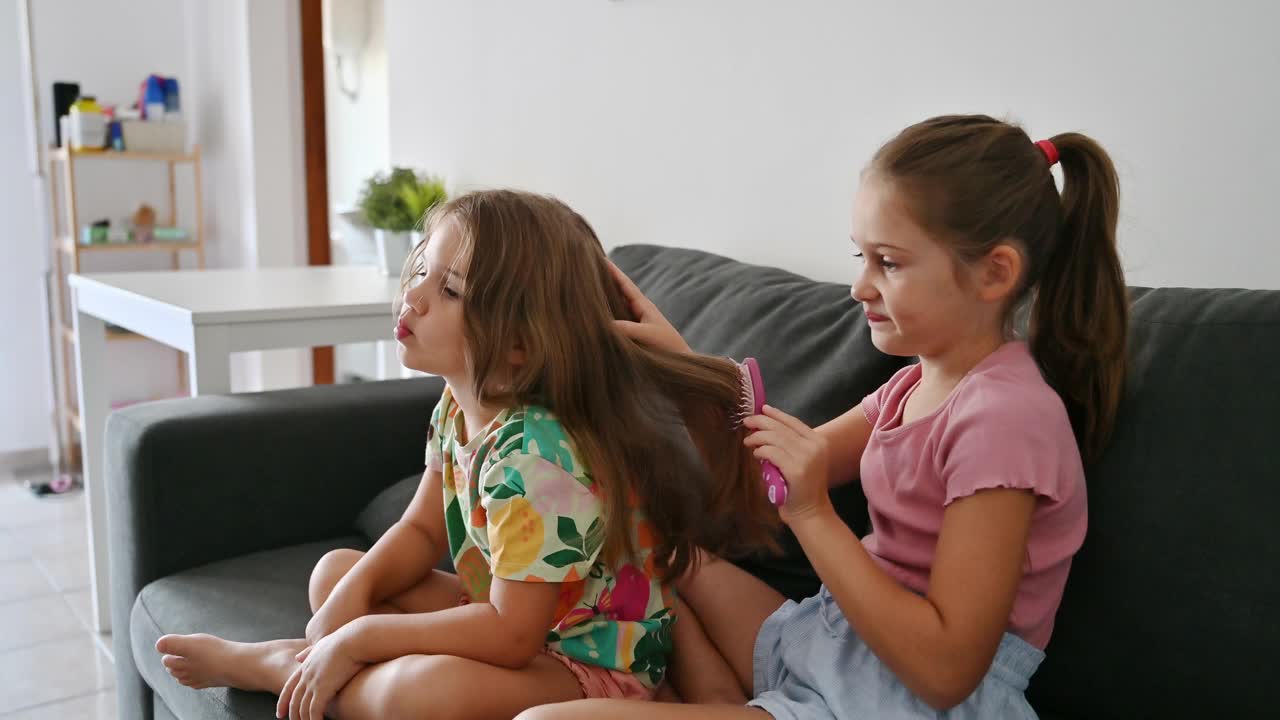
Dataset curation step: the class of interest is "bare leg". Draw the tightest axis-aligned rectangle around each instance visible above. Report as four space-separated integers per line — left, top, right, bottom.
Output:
309 548 462 615
158 549 461 692
158 639 586 719
676 551 786 696
655 683 684 703
670 598 748 705
517 700 770 720
156 634 304 692
332 652 583 720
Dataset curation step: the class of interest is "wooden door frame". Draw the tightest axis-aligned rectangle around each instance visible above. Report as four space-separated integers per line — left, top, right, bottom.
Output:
300 0 335 384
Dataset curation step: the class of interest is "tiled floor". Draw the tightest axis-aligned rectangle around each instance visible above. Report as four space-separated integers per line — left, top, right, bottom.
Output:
0 467 116 719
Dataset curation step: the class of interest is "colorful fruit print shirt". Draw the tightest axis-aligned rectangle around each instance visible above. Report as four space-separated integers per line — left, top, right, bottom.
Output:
425 385 674 687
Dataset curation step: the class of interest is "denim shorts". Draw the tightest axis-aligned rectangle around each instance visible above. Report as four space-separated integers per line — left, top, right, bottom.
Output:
748 586 1044 719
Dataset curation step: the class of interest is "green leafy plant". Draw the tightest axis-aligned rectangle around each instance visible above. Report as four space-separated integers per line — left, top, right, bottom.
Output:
358 167 447 232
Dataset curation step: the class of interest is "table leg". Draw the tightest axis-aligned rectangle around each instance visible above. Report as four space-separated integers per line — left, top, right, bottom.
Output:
71 302 112 633
188 326 232 395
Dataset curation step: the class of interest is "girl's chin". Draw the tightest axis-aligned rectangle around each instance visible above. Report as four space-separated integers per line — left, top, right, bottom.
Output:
394 346 433 374
867 329 915 358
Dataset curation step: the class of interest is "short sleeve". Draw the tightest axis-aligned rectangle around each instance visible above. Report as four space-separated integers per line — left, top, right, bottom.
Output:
861 383 888 427
937 383 1074 506
424 389 451 472
481 451 605 583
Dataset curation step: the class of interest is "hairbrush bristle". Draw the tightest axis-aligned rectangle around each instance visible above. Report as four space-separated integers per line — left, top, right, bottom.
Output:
733 361 755 428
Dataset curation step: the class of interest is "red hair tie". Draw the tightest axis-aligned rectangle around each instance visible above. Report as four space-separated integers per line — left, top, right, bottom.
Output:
1036 139 1059 166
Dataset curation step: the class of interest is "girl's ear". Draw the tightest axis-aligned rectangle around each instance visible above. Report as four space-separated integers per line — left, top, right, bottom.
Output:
977 242 1023 303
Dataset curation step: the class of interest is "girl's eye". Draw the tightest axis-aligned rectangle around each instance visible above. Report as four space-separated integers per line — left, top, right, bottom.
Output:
852 250 897 271
442 286 461 299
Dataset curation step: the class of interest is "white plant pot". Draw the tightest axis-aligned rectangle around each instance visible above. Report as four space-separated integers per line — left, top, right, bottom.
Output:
374 229 415 277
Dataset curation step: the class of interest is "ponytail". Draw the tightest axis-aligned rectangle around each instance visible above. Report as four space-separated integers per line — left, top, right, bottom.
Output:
1030 133 1128 462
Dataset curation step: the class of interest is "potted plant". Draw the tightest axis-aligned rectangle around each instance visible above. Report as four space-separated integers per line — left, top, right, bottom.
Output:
358 167 447 275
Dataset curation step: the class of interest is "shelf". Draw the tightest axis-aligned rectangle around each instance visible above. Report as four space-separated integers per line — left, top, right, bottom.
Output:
51 146 198 163
48 141 203 474
61 326 144 344
61 238 198 255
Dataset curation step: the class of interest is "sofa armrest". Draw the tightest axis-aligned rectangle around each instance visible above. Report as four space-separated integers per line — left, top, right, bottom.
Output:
106 375 442 587
106 375 442 720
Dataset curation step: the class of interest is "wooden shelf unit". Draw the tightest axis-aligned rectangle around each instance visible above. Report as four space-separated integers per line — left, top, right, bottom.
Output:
47 145 205 470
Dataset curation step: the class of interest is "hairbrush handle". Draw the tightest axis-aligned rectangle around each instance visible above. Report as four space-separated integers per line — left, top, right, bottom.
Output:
762 460 788 507
742 357 789 507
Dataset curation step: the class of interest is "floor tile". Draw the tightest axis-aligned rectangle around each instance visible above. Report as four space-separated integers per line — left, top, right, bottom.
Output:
0 478 30 510
2 689 117 720
0 528 31 563
0 559 57 604
0 595 83 652
61 590 95 632
14 519 87 558
0 493 84 532
0 635 114 714
32 549 91 593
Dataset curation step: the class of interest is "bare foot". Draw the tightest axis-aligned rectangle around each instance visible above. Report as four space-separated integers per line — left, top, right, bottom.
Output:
156 634 306 693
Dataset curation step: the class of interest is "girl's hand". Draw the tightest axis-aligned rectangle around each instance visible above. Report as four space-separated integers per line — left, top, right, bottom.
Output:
744 405 835 524
277 628 365 720
608 260 691 355
304 596 368 647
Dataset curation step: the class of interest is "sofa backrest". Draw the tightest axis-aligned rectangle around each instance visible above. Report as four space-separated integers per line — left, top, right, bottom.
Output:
612 244 1280 717
1028 286 1280 718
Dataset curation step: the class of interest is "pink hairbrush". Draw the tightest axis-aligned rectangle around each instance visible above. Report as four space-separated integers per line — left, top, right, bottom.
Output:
737 357 788 507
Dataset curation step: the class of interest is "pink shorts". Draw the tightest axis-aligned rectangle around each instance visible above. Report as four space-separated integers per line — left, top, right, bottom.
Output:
541 648 656 701
456 594 654 701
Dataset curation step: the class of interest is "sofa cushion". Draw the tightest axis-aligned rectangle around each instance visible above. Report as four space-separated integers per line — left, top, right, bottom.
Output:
355 473 420 544
355 474 456 574
1028 287 1280 718
133 538 367 720
610 245 908 599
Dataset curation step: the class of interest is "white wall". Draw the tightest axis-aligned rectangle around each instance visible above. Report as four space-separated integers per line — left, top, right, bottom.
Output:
182 0 312 392
325 0 395 382
385 0 1280 290
0 0 49 456
326 0 390 219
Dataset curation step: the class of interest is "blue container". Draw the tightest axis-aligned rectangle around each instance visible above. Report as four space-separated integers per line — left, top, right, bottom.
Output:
143 75 166 119
163 78 180 115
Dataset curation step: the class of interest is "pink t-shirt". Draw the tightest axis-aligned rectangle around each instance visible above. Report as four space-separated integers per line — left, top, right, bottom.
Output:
859 341 1087 650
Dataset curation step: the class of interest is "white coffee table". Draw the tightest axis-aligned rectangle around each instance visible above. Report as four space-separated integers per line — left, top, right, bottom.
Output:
69 266 403 632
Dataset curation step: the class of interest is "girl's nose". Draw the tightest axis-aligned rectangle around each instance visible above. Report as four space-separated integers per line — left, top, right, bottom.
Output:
850 268 877 303
402 285 427 315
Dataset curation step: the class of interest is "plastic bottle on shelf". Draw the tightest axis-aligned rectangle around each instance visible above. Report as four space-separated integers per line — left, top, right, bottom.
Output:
141 75 166 120
68 96 106 151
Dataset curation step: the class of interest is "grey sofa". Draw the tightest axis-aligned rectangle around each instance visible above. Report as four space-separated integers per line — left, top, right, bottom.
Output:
108 244 1280 719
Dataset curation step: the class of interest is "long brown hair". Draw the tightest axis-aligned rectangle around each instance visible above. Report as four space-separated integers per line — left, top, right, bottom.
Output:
402 189 777 580
871 115 1128 463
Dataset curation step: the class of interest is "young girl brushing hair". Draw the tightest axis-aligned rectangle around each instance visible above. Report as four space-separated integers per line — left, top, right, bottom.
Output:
523 114 1128 719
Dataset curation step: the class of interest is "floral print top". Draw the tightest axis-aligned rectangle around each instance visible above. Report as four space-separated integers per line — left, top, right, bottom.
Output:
425 385 674 687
